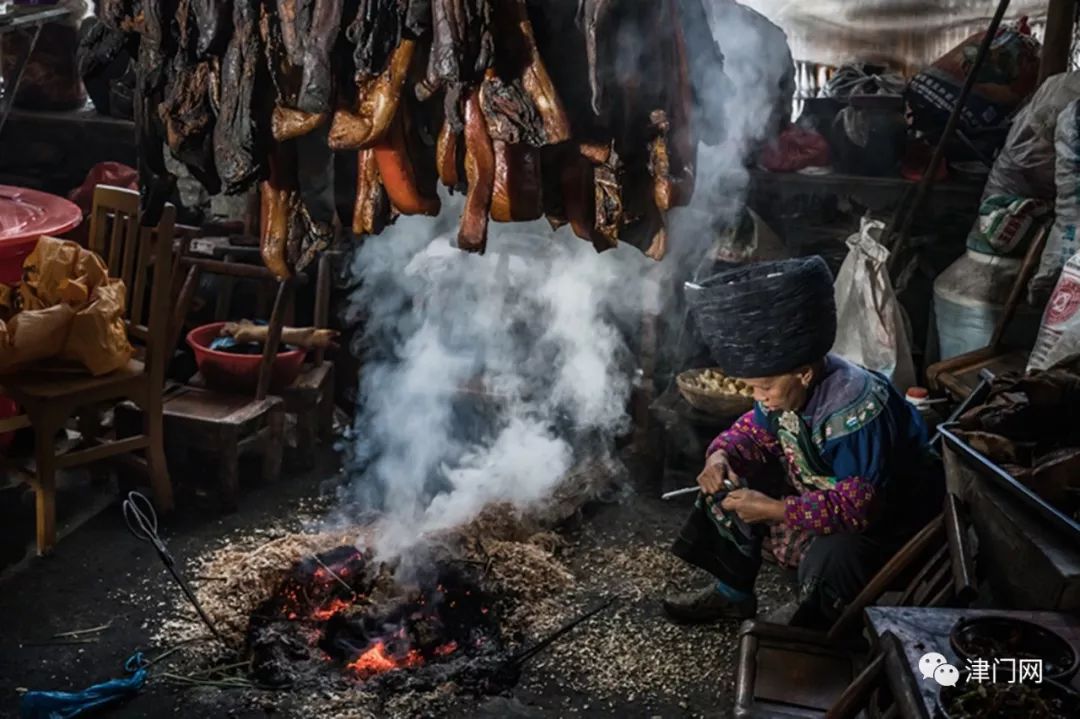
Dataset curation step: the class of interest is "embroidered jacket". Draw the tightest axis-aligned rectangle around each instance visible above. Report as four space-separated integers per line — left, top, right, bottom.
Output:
706 354 930 542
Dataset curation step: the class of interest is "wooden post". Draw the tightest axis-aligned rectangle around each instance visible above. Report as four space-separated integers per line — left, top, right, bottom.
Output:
1039 0 1078 85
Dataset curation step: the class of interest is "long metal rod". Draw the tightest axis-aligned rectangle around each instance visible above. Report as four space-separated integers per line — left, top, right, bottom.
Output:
661 486 699 500
887 0 1012 275
510 598 614 666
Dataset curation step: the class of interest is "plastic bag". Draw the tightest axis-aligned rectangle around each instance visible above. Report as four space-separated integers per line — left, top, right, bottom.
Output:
1032 100 1080 305
965 195 1052 257
1028 250 1080 372
983 72 1080 200
0 304 76 373
907 19 1040 140
20 651 147 719
67 162 138 217
758 125 830 173
831 218 916 391
0 237 132 376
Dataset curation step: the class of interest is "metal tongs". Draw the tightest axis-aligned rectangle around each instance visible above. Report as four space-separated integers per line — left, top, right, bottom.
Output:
122 491 228 646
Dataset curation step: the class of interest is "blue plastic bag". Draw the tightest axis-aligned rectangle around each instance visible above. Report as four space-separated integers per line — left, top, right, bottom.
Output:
20 652 148 719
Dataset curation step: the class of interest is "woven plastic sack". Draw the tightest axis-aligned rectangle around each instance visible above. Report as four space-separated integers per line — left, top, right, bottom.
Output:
831 219 916 391
1028 250 1080 372
907 20 1040 139
1033 100 1080 305
983 71 1080 201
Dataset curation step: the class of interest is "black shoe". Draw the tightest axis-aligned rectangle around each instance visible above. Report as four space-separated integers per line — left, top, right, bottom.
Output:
662 584 757 624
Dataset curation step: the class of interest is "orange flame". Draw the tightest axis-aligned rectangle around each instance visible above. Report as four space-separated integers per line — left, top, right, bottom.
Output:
310 598 353 621
346 641 424 678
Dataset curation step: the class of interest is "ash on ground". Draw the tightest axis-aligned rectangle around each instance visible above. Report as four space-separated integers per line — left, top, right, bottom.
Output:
144 456 795 718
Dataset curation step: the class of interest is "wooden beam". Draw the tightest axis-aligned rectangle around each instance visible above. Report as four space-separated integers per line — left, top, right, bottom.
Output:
55 435 149 470
1039 0 1078 85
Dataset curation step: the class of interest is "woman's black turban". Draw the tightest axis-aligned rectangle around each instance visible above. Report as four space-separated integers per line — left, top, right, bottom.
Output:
685 256 836 377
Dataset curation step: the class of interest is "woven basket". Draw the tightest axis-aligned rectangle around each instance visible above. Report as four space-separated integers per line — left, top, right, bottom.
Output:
676 368 755 417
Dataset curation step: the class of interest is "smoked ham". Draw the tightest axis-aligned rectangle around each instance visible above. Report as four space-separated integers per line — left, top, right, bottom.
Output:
458 91 494 252
490 0 569 146
272 106 329 141
373 111 441 216
330 38 415 151
490 140 541 222
353 147 393 235
260 142 297 279
436 119 464 190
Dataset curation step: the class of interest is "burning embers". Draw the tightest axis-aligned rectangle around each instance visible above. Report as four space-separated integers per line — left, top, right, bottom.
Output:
248 546 507 691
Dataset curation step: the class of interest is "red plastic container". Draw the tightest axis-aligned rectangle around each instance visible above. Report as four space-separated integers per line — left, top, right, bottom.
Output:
0 185 82 284
186 322 306 393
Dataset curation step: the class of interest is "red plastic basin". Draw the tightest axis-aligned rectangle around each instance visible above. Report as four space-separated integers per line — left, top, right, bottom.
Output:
186 322 306 393
0 185 83 284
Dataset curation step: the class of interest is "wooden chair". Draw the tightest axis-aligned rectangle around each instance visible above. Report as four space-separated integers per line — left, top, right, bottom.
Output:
175 249 337 469
118 253 293 509
733 493 976 718
1 185 175 555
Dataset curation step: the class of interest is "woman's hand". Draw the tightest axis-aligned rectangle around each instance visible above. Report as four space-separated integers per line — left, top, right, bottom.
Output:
721 489 786 524
697 450 740 494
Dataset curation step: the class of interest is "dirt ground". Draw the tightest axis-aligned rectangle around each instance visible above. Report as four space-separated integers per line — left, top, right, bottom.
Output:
0 449 795 719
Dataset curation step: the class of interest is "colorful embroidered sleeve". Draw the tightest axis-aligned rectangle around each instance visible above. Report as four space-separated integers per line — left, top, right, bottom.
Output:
705 407 782 477
784 418 891 534
783 477 876 534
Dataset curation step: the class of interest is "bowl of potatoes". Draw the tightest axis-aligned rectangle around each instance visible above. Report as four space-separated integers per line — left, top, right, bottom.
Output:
676 368 755 416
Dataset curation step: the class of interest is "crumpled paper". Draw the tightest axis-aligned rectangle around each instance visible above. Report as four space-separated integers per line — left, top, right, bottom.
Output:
0 236 132 375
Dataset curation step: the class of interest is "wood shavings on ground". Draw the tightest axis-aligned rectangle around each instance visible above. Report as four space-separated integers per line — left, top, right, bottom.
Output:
152 528 361 651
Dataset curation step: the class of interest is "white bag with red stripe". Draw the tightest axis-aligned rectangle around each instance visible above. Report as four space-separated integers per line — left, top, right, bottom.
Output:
1028 249 1080 372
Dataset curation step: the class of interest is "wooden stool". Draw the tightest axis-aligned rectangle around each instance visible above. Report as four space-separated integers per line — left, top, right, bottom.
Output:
117 386 285 510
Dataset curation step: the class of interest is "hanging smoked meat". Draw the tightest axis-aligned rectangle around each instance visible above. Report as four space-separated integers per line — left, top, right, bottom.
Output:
117 0 733 265
214 0 268 194
193 0 233 58
263 0 329 141
352 147 394 235
489 140 541 222
489 0 569 146
457 89 493 252
296 0 343 113
372 102 440 216
134 0 178 225
259 141 299 279
160 0 221 193
330 38 415 151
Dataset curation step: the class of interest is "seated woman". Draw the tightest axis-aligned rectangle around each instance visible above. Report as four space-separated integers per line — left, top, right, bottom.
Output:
664 256 943 629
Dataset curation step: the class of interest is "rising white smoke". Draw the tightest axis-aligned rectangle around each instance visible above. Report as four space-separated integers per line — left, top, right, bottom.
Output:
339 2 792 559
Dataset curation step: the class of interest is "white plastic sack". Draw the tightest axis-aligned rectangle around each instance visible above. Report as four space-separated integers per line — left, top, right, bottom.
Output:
1032 100 1080 304
1028 250 1080 372
983 71 1080 201
832 218 916 391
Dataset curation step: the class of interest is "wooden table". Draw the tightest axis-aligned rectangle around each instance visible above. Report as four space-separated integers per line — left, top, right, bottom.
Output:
864 606 1080 718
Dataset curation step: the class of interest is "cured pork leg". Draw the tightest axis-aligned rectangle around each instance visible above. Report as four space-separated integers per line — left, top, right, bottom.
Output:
490 140 541 222
491 0 569 145
272 107 329 141
458 90 494 252
330 39 415 151
353 147 393 235
214 0 266 194
259 142 298 279
296 0 343 113
373 110 441 216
